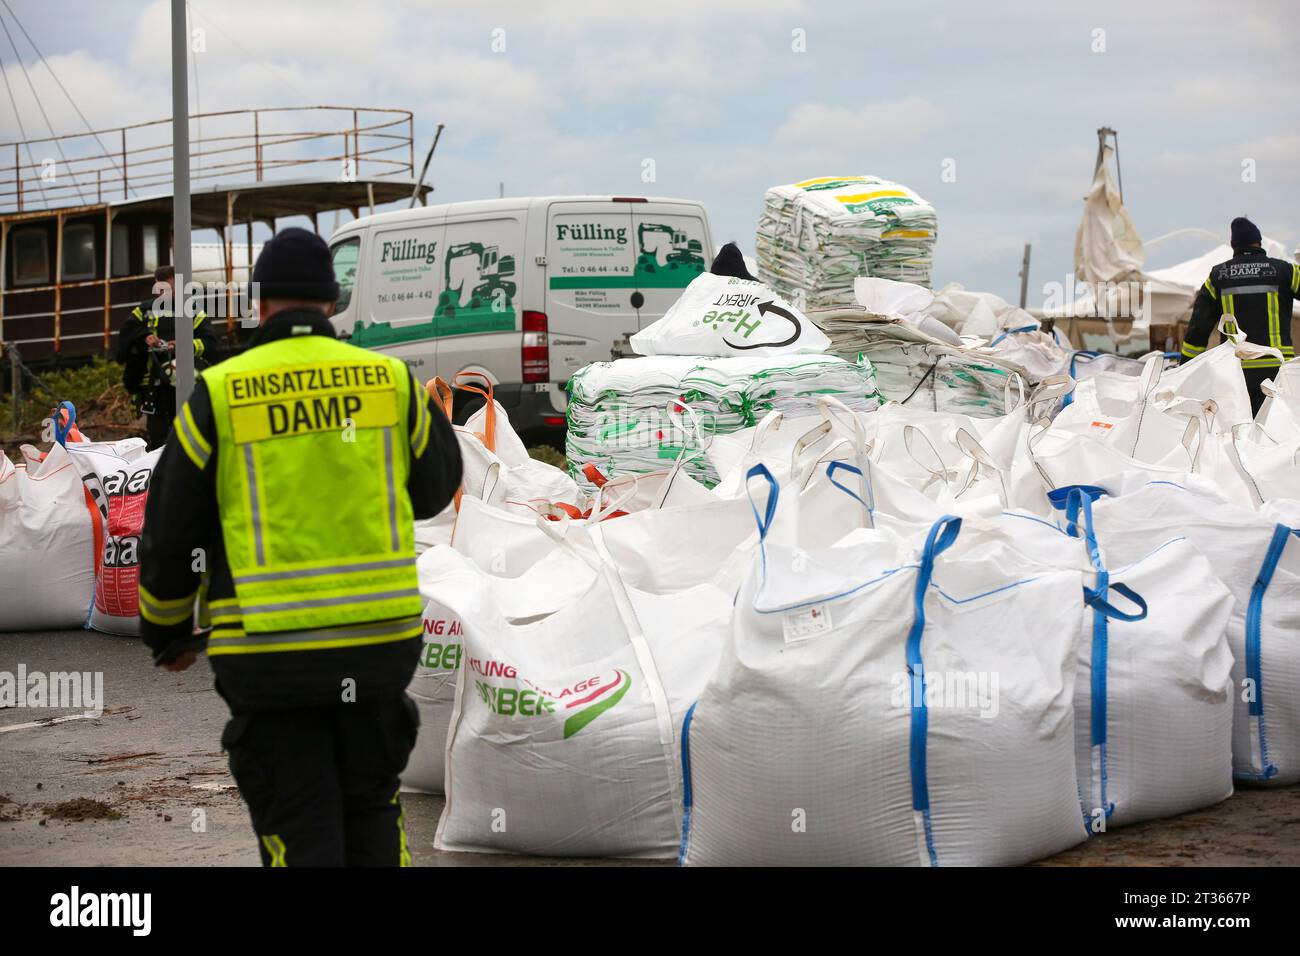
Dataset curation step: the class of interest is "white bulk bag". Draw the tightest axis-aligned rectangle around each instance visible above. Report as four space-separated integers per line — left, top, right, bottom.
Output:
1084 480 1300 785
1156 320 1283 429
414 502 456 556
66 438 161 636
433 373 584 514
1255 382 1300 441
0 442 97 630
708 409 854 499
1051 354 1212 463
1212 423 1300 507
409 489 756 795
1013 490 1235 828
868 377 1072 511
1007 418 1200 516
435 526 730 857
987 329 1070 382
630 272 829 357
1256 360 1300 430
455 424 582 513
405 544 598 794
681 474 1087 866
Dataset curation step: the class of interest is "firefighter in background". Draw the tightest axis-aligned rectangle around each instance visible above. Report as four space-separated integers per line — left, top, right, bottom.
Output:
137 228 462 866
115 264 217 449
1180 217 1297 414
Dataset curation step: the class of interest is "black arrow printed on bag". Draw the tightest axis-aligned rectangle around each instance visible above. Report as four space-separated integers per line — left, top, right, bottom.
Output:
723 301 802 350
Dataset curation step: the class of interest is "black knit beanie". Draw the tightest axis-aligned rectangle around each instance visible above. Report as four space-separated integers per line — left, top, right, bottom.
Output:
252 227 341 302
1230 217 1262 252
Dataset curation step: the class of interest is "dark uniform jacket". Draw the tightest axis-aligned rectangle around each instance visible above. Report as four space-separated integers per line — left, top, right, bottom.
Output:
1182 249 1298 363
115 299 218 397
138 309 462 713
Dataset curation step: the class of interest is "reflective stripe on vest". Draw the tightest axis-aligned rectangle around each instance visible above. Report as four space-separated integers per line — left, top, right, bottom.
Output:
1267 291 1281 351
203 335 419 637
207 616 423 656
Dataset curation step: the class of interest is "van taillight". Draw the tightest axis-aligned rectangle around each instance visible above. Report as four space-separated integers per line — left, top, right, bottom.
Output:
522 310 549 383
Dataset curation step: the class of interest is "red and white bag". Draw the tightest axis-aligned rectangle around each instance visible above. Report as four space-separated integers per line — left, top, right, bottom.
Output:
67 438 162 635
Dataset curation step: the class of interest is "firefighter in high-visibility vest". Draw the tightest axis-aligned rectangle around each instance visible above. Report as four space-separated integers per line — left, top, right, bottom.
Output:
138 228 462 867
115 264 218 449
1180 217 1297 414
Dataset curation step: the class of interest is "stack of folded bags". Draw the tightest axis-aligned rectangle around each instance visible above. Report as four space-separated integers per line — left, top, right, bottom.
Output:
566 353 881 489
565 246 881 491
757 175 938 307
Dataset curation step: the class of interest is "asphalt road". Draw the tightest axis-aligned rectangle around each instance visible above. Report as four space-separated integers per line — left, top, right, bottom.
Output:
2 629 1297 867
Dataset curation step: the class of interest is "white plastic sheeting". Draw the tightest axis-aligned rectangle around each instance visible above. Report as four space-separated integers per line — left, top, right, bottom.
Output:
1074 146 1144 287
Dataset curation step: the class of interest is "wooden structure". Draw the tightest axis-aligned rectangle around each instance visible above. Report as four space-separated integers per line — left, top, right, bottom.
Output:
0 106 431 363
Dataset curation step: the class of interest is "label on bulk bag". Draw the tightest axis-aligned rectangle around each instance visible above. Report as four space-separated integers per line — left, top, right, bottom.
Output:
420 615 463 669
414 600 465 695
783 603 832 643
630 273 829 357
467 657 632 739
403 600 466 794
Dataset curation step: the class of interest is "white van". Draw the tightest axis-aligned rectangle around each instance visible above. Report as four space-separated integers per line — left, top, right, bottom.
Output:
328 195 714 442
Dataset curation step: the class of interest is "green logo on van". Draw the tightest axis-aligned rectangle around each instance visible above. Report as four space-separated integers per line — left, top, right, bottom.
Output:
548 221 704 291
350 238 517 347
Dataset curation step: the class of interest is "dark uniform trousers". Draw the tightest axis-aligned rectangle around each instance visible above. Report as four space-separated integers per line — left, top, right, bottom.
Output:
221 694 420 866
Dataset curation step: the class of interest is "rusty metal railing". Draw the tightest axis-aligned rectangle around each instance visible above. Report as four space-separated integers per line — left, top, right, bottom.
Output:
0 105 416 212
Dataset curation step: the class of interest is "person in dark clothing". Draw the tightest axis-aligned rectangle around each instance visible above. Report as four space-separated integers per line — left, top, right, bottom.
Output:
1181 217 1297 415
115 264 218 449
137 228 462 866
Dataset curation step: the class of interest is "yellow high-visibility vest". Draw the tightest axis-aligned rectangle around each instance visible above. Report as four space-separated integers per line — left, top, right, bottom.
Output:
194 333 424 651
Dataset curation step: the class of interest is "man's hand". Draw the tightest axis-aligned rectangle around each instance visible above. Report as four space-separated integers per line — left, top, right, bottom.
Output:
162 650 198 673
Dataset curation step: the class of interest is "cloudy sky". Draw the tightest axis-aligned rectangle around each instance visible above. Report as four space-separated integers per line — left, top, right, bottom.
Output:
4 0 1297 303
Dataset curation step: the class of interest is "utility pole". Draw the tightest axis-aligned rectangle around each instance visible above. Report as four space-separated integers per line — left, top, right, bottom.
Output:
172 0 194 403
1094 127 1122 203
1018 243 1032 309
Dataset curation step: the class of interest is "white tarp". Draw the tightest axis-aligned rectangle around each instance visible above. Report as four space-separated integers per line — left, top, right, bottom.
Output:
1074 146 1144 287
